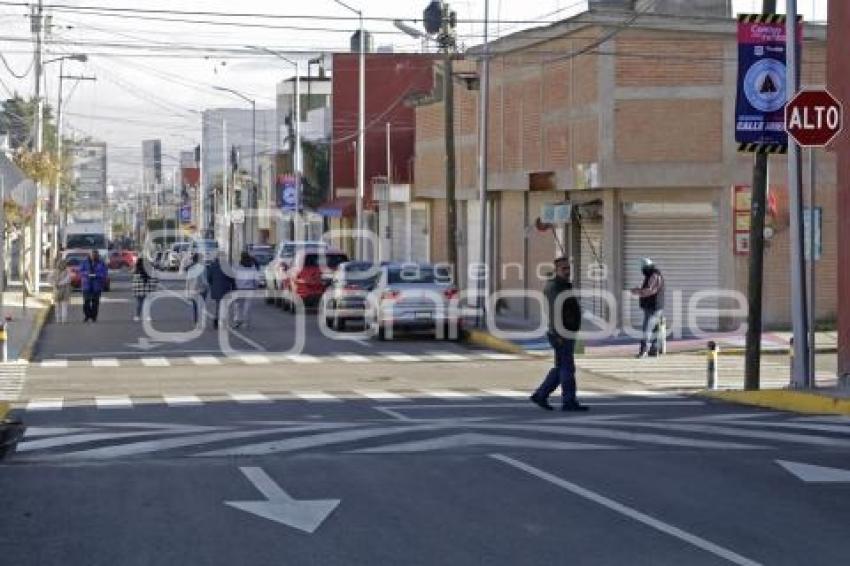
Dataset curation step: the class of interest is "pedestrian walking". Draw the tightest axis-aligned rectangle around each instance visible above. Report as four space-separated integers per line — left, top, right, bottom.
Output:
631 257 665 358
131 259 159 322
52 260 72 323
79 249 108 323
233 251 259 328
530 257 587 412
204 251 235 329
185 253 209 324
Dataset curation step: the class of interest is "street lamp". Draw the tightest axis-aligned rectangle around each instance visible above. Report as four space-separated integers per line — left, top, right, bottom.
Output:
244 46 303 241
49 53 92 268
213 86 256 256
332 0 366 260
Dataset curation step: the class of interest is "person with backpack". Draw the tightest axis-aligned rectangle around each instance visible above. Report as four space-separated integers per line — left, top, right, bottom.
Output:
204 251 235 329
530 257 588 412
79 249 108 323
131 259 159 322
631 257 665 358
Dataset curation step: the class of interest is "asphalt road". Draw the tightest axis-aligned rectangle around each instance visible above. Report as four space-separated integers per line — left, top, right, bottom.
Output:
2 395 850 565
34 271 479 362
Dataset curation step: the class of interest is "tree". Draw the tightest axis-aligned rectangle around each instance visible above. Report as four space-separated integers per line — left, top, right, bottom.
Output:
0 94 58 153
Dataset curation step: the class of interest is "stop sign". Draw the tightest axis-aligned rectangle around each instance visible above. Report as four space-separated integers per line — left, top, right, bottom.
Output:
784 89 844 147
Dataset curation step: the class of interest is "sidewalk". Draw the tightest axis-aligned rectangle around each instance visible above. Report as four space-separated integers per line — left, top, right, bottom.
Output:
0 283 52 362
474 313 837 357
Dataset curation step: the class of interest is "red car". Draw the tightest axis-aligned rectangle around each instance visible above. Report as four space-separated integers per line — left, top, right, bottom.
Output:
62 249 111 292
281 248 348 311
108 249 137 270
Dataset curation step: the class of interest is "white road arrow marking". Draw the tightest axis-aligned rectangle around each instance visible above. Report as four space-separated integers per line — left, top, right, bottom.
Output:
776 460 850 483
225 467 340 534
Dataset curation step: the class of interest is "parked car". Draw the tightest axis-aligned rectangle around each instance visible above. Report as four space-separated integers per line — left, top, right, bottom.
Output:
280 248 349 311
364 263 459 340
166 241 192 271
265 241 328 306
62 249 111 292
246 244 274 288
320 261 379 330
108 249 137 270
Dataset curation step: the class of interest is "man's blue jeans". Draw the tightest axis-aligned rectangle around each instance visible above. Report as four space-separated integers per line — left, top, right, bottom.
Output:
534 332 576 404
640 308 663 354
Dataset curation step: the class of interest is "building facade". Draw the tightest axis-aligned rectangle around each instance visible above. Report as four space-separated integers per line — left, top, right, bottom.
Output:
413 6 834 335
68 140 107 224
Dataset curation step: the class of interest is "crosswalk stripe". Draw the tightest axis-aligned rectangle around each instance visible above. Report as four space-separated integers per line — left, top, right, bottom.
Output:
292 391 341 402
335 354 371 363
26 398 63 411
189 356 221 366
426 352 469 362
229 392 270 403
239 354 271 365
422 389 475 399
380 353 421 363
163 395 203 406
140 357 170 367
40 359 68 368
478 352 521 361
95 396 133 409
286 354 321 364
482 389 526 398
92 358 119 367
354 390 408 401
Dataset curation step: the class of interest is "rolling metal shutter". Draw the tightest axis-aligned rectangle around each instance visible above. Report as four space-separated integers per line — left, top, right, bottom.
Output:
623 203 720 332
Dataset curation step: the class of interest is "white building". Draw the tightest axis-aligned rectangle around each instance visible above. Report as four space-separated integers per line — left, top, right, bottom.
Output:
68 140 107 224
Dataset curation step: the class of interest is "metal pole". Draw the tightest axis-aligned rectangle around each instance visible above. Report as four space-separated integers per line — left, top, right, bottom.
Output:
808 147 816 387
222 118 229 261
786 0 810 389
250 98 256 248
384 121 391 262
52 59 64 269
294 62 302 241
744 0 777 391
0 175 5 317
31 0 44 294
476 0 490 328
444 39 458 285
357 13 366 259
199 114 205 238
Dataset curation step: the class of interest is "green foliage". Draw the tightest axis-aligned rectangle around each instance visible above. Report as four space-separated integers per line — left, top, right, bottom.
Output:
0 94 58 152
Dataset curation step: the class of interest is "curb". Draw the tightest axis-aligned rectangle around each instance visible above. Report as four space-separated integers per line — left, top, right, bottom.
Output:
699 389 850 415
462 329 526 355
18 302 53 363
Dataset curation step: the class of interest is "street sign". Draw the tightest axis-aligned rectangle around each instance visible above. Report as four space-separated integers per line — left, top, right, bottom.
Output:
231 209 245 225
784 89 844 147
735 14 800 153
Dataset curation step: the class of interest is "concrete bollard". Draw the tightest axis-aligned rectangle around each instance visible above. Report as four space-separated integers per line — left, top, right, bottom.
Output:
706 341 719 390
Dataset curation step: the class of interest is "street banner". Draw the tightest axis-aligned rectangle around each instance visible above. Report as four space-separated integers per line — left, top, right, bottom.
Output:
179 205 192 224
277 174 297 212
735 14 802 153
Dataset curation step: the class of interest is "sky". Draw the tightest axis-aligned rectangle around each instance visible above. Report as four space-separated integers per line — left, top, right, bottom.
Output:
0 0 828 184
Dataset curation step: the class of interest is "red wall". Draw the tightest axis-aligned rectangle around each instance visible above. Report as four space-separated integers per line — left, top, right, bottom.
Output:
828 1 850 380
331 53 435 204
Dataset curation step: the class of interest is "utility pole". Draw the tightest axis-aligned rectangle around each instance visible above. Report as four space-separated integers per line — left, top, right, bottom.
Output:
424 1 458 282
476 0 490 328
786 0 810 388
30 0 44 293
743 0 777 391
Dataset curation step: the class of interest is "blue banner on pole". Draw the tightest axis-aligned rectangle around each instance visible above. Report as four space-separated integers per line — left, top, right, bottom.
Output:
735 14 800 153
277 174 297 212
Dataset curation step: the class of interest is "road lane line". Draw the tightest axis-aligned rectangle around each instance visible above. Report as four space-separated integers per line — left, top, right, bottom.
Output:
229 392 270 403
478 352 521 361
92 358 120 367
95 396 133 409
286 354 321 364
292 391 342 402
355 390 409 401
39 359 68 368
482 389 526 398
425 352 470 362
163 395 203 406
25 398 63 411
421 389 476 400
190 356 222 365
140 357 170 367
491 455 763 566
238 354 271 365
335 354 371 363
380 353 422 363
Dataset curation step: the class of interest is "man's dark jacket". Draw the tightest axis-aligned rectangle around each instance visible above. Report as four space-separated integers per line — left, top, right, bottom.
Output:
545 276 582 338
205 259 235 300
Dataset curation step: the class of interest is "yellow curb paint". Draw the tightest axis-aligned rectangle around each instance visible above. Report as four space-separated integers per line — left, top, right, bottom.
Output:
19 302 53 362
700 389 850 415
463 329 526 355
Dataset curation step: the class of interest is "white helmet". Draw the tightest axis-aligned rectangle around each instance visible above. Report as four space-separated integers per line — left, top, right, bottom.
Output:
641 257 654 269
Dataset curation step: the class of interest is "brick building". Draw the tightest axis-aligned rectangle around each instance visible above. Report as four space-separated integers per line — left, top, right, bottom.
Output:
413 5 834 334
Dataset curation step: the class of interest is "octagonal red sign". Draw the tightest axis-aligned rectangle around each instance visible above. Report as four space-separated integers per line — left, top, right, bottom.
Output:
784 89 844 147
